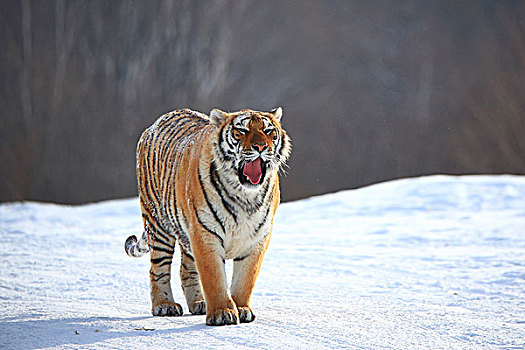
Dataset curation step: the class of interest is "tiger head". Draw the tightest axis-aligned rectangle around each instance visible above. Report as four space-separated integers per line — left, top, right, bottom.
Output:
210 107 291 188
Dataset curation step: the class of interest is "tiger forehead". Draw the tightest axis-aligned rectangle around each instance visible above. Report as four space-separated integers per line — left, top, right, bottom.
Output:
232 114 273 129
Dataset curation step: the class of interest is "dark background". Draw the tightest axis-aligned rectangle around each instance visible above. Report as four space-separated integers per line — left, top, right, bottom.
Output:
1 0 524 204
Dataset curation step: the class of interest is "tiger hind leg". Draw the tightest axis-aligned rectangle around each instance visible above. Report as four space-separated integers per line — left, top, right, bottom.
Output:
146 220 182 316
179 245 206 315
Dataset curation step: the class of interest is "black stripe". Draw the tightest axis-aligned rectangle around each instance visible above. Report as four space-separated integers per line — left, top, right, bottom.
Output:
209 161 238 223
234 254 250 262
151 256 172 265
277 133 290 162
193 202 225 248
252 204 272 238
158 259 173 268
181 270 199 278
225 128 238 149
198 168 226 234
151 245 174 254
151 272 170 281
152 236 172 249
150 269 169 277
182 282 201 288
181 275 198 282
218 124 235 161
181 249 195 261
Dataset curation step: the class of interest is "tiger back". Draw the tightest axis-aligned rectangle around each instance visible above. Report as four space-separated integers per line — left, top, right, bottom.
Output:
125 107 291 326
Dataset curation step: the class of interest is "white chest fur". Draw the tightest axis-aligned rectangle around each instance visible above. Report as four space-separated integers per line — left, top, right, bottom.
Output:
223 204 272 260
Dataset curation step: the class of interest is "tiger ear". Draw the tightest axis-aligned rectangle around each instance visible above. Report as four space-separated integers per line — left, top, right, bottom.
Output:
271 107 282 122
210 109 228 127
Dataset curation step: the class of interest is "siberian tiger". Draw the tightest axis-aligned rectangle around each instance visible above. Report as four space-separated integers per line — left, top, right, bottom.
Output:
125 107 291 326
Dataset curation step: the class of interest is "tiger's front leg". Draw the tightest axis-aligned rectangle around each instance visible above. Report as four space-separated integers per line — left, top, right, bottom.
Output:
190 229 239 326
231 232 271 323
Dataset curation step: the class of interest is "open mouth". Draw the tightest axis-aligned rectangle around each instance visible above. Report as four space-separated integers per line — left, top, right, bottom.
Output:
239 158 267 186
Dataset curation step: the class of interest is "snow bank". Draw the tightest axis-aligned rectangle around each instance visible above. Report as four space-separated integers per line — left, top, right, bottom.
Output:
1 175 524 349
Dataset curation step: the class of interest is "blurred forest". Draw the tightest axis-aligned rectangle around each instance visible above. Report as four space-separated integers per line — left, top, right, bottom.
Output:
1 0 525 204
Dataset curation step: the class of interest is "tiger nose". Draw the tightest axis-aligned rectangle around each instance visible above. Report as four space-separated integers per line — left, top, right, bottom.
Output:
253 143 267 152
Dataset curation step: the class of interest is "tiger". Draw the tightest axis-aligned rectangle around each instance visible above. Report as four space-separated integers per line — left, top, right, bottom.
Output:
125 107 291 326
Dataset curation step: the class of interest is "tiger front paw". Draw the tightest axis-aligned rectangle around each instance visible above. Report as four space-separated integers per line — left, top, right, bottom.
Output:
206 307 239 326
152 302 183 316
237 306 255 323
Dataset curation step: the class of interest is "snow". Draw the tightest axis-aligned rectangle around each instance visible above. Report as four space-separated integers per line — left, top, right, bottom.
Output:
1 175 524 349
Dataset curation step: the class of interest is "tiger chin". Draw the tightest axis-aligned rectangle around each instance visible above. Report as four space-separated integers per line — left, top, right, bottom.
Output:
125 107 291 326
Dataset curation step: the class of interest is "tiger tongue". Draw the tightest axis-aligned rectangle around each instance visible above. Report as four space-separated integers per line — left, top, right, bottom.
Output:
243 158 262 185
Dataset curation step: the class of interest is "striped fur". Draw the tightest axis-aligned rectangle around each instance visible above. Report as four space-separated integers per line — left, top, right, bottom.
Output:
125 107 291 326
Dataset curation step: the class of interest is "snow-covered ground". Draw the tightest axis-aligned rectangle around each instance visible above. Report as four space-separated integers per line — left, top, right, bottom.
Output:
1 175 524 349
